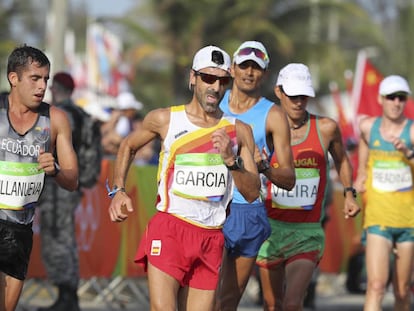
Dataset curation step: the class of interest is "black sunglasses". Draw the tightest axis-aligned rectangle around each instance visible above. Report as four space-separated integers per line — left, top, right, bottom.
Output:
280 85 308 101
385 93 407 101
194 71 231 86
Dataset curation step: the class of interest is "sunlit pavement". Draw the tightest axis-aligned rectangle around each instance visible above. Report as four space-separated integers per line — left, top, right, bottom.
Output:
17 273 399 311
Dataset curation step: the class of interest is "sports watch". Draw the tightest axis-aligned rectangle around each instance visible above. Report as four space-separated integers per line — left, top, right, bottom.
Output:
51 162 61 177
257 159 270 173
343 187 357 198
225 156 244 171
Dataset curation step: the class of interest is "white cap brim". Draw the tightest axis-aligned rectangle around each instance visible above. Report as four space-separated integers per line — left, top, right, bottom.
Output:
282 83 315 97
234 55 266 69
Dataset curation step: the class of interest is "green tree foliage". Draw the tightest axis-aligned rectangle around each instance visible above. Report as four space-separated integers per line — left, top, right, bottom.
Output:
0 1 45 90
135 0 382 104
4 0 410 112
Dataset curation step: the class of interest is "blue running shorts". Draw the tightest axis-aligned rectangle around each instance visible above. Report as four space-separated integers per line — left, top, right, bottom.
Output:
223 202 271 258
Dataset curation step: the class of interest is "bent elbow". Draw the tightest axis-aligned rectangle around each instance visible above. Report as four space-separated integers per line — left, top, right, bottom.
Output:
285 179 296 191
282 173 296 191
66 184 78 192
68 184 79 192
62 179 79 192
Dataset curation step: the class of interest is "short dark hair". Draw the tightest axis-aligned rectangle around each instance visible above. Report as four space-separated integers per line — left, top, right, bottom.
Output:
53 71 75 92
7 45 50 81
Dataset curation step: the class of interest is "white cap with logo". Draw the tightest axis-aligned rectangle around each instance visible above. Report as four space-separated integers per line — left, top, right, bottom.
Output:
379 75 411 95
233 41 270 69
276 63 315 97
192 46 231 73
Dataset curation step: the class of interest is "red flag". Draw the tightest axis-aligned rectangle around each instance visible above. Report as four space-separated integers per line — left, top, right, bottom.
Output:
352 51 414 119
352 52 382 117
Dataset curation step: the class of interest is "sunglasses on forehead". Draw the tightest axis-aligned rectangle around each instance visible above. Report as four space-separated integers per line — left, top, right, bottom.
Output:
194 71 232 85
236 47 269 61
385 93 408 101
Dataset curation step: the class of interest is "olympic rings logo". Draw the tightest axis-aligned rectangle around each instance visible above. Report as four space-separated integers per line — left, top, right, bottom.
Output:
298 169 318 178
207 156 223 165
27 167 40 174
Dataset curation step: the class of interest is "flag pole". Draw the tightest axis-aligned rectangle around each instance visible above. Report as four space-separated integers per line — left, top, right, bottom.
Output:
351 50 367 122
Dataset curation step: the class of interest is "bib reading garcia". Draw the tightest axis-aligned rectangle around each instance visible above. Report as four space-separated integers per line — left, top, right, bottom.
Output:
172 153 228 202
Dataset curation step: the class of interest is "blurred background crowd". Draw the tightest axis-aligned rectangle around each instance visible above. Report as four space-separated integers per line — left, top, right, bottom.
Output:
2 0 414 308
0 0 413 126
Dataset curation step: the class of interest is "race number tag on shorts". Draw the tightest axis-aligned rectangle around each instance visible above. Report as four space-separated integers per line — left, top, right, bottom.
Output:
172 153 228 201
271 168 320 210
150 240 161 256
372 160 413 192
0 161 45 209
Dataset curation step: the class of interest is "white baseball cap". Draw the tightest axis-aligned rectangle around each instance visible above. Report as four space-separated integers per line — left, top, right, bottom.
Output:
192 46 231 73
83 102 111 122
379 75 411 95
233 41 270 69
276 63 315 97
117 92 143 110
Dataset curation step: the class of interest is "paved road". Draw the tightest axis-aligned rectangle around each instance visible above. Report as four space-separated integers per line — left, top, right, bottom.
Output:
17 293 397 311
16 275 401 311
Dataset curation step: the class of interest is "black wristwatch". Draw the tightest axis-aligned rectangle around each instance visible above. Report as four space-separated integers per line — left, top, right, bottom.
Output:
406 149 414 160
257 159 270 173
225 156 244 171
343 187 357 198
51 162 61 177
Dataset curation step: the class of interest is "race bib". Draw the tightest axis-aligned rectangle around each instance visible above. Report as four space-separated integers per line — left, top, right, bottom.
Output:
271 168 320 210
172 153 229 201
0 161 45 209
372 160 413 192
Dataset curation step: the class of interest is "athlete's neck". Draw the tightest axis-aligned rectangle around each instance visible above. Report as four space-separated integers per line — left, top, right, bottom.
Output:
228 89 261 113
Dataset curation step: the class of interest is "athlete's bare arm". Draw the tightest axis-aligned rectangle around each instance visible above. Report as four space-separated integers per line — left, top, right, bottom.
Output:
228 120 260 202
262 105 295 190
354 117 375 193
321 117 360 218
38 106 78 191
108 108 169 222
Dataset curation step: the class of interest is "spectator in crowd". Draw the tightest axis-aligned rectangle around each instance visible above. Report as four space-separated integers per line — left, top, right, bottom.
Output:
115 91 143 137
37 72 83 311
101 91 143 156
83 101 111 124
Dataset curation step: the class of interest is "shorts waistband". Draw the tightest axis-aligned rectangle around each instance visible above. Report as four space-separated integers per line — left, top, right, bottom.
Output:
230 202 265 209
160 212 222 232
0 218 33 229
268 218 321 230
